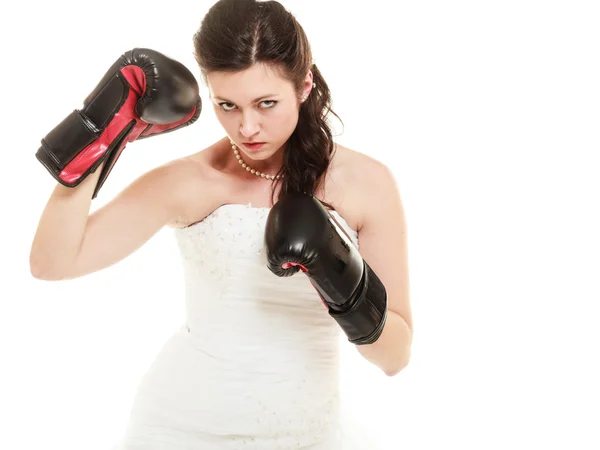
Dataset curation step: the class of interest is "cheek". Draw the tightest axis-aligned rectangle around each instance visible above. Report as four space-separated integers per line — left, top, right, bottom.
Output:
267 106 299 135
213 108 236 133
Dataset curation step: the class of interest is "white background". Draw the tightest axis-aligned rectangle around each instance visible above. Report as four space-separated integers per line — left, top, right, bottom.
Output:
1 1 599 449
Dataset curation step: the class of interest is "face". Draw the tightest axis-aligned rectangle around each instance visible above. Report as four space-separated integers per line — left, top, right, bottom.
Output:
206 63 313 163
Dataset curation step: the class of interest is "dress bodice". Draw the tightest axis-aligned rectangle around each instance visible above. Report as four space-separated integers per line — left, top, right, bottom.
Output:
167 203 360 448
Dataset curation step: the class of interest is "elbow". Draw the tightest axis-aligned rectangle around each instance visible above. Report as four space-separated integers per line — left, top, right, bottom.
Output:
384 358 410 377
30 264 64 281
29 254 67 281
384 347 411 377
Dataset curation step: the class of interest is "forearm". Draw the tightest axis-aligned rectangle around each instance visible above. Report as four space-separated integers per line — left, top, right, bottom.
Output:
29 166 102 279
356 309 412 376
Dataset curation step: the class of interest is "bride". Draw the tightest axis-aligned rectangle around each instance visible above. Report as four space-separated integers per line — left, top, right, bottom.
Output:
30 1 413 448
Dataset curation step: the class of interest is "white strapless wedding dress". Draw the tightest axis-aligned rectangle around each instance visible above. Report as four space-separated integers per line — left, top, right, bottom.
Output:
112 204 381 450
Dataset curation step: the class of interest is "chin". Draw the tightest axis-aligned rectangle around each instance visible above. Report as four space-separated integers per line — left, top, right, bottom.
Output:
242 145 281 159
245 151 277 162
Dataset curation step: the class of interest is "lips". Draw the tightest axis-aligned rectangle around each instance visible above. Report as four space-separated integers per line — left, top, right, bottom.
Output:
243 142 266 151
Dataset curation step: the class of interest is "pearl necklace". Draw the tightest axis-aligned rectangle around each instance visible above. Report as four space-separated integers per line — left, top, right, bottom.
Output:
230 140 284 180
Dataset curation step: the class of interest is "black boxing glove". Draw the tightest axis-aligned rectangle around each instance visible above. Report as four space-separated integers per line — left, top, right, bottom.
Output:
35 48 202 198
264 193 388 345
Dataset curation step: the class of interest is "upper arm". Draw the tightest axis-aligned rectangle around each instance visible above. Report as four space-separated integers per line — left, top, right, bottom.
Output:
357 161 413 333
70 159 207 278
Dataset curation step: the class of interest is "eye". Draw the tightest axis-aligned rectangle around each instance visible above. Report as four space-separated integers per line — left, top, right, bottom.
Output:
218 102 236 112
260 100 277 109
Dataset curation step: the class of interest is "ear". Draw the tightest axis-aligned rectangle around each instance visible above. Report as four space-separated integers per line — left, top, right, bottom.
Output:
300 71 315 103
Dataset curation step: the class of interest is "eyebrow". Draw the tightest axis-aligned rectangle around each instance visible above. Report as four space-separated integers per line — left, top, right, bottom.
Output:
212 94 278 103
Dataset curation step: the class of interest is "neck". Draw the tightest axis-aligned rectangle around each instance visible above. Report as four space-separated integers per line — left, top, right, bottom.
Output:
229 138 285 180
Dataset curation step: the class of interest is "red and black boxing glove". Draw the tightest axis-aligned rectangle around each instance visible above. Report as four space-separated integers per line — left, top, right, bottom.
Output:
264 193 388 345
35 48 201 198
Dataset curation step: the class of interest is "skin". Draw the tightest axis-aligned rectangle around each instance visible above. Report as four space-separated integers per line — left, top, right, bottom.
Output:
29 62 413 377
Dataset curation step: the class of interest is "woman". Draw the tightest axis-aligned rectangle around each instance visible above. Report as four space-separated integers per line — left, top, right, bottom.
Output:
30 0 412 448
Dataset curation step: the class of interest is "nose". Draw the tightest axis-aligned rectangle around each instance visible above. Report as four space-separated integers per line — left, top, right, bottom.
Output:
240 110 260 138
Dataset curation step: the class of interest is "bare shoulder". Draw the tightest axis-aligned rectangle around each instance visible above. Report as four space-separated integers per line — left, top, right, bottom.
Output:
328 144 400 230
143 147 228 229
334 144 396 184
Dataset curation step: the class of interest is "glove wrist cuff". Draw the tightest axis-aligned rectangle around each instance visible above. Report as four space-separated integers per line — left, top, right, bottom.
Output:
327 261 388 345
